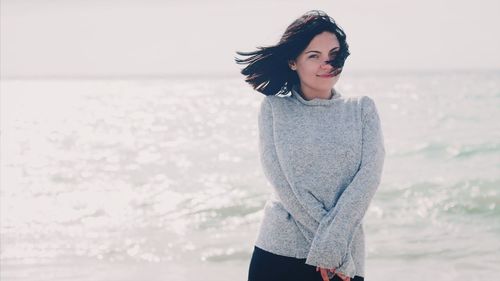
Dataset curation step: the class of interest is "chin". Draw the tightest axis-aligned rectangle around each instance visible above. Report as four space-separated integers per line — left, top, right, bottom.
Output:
318 80 337 90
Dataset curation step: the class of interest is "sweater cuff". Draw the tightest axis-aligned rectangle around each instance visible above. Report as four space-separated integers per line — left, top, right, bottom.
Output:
304 237 344 268
305 248 356 278
335 252 356 278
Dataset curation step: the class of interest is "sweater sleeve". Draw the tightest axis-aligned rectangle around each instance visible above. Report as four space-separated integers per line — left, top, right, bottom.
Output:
258 97 327 241
305 96 386 277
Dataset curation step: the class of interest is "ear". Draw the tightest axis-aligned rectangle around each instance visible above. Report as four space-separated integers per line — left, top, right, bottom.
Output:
288 60 297 71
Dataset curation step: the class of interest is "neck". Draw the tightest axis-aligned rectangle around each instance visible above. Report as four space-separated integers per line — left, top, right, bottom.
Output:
299 84 333 101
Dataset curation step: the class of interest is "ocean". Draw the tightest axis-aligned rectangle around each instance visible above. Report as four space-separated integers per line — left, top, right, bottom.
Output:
1 70 499 280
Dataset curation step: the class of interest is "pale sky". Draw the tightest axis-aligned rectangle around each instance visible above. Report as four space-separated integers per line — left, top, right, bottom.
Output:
1 0 499 78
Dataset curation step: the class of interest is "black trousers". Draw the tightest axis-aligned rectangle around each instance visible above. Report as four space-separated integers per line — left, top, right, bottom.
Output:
248 246 365 281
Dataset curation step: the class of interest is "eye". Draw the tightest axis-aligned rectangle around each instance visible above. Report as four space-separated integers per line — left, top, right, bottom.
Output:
329 51 339 59
308 54 319 59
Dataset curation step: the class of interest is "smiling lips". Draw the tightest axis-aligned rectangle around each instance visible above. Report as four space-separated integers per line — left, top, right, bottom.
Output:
317 73 335 78
317 68 342 78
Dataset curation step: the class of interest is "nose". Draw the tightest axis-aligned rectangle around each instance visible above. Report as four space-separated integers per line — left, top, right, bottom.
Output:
320 60 333 69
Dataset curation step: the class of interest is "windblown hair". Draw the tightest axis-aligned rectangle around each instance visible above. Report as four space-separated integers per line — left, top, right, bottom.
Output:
235 10 350 96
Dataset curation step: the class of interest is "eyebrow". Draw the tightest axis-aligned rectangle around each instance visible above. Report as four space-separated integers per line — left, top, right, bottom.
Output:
305 47 340 54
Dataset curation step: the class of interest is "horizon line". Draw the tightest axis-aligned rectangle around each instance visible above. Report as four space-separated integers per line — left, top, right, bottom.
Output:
2 68 499 81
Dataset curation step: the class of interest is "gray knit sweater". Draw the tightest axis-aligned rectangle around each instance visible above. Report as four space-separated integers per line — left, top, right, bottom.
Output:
255 84 385 278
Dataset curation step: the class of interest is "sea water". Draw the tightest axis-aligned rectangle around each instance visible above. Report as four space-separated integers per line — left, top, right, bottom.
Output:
1 71 499 280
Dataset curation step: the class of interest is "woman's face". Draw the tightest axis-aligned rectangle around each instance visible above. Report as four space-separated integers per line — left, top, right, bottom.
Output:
289 31 341 95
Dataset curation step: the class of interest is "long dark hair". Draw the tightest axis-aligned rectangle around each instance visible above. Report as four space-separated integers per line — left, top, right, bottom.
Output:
234 10 350 96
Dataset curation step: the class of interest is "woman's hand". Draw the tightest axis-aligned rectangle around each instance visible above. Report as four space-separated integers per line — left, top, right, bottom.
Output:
316 266 350 281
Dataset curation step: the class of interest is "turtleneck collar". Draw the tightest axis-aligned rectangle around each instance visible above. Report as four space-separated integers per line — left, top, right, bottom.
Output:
290 84 341 106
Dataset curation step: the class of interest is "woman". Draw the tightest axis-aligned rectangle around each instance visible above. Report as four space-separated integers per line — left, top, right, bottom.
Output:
235 10 385 281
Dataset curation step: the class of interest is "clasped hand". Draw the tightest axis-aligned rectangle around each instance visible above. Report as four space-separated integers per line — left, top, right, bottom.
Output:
316 266 350 281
